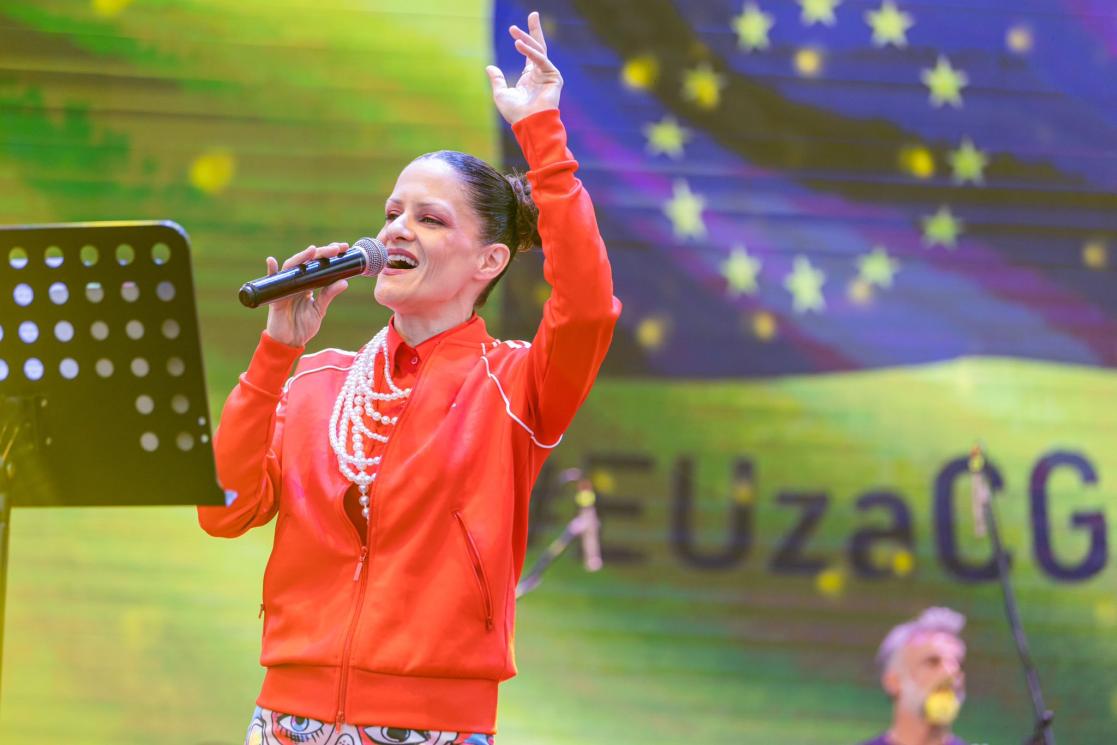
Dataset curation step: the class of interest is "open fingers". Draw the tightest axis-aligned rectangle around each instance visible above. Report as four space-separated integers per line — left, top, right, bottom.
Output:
509 24 545 57
527 11 547 52
514 38 555 73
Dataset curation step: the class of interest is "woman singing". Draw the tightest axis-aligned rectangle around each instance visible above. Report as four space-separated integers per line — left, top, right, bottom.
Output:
198 11 620 744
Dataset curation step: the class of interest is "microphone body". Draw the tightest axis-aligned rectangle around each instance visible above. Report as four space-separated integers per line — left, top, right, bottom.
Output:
238 237 388 308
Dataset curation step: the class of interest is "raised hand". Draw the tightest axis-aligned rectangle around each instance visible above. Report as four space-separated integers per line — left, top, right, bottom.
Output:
264 242 350 347
485 11 562 125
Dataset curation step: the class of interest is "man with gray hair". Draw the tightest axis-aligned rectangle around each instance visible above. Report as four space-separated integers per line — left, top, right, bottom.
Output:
858 607 969 745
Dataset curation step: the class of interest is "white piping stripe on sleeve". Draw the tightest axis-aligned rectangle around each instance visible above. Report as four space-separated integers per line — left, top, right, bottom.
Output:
283 363 353 393
302 347 357 359
480 345 563 449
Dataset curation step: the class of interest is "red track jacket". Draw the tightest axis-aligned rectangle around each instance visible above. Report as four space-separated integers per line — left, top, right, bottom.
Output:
198 108 620 734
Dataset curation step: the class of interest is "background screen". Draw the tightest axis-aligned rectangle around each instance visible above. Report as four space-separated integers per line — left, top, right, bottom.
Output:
2 0 1116 742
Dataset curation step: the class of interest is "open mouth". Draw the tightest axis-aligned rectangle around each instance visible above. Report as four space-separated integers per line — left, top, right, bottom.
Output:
385 250 419 271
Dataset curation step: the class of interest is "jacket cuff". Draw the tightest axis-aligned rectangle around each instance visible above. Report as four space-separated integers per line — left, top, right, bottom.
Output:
245 331 304 395
511 108 571 170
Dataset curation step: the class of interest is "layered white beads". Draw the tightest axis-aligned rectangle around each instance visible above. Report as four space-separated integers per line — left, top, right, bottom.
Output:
328 326 411 522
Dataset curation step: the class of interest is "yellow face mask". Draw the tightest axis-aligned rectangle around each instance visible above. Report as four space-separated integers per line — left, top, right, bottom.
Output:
924 689 962 726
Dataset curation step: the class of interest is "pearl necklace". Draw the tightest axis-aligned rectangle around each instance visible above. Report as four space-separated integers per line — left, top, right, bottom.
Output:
328 326 411 522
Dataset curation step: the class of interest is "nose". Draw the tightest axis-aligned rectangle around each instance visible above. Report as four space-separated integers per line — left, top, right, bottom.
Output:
943 657 962 680
381 212 415 243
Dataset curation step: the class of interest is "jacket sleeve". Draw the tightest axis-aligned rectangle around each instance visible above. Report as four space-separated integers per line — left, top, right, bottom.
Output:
197 331 304 538
512 108 622 446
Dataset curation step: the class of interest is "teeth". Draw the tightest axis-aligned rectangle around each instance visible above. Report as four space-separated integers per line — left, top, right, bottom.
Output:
389 254 418 268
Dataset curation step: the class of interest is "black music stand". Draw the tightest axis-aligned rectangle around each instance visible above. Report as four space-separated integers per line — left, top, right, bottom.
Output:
0 220 226 705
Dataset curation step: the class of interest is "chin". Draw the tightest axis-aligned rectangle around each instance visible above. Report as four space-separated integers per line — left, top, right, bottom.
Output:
374 281 426 315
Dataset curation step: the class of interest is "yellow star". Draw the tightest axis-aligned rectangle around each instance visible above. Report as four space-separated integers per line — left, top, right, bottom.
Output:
733 2 775 52
795 48 824 77
93 0 133 16
865 0 913 47
643 116 691 159
848 278 874 305
683 63 725 109
664 180 707 240
922 55 969 108
1083 239 1108 270
189 149 236 195
857 246 900 287
799 0 841 27
949 137 988 185
816 566 846 598
635 315 669 351
898 144 935 179
732 476 755 505
750 311 778 341
533 281 551 307
892 549 915 577
922 206 963 249
784 256 826 313
1006 24 1033 55
622 54 659 91
1095 599 1117 628
722 245 762 296
591 469 616 494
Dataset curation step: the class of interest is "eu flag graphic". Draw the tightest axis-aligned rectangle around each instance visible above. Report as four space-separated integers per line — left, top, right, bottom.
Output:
495 0 1117 377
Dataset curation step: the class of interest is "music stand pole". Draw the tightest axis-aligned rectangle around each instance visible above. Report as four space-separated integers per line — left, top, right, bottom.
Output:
0 418 24 709
970 446 1055 745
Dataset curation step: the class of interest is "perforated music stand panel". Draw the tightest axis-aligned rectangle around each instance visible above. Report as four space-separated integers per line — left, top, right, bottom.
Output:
0 221 224 507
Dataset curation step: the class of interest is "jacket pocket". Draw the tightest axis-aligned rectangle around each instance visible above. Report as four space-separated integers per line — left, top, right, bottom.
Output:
452 511 494 631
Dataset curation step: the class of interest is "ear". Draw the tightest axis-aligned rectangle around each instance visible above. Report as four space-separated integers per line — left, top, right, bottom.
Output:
882 668 901 698
476 242 512 281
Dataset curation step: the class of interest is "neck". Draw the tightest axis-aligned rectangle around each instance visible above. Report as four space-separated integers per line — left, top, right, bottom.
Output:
888 709 952 745
392 306 473 347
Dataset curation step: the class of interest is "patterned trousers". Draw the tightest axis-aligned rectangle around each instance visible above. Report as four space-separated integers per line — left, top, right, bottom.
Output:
244 706 495 745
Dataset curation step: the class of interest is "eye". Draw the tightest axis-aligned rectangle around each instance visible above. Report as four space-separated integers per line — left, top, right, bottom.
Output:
421 215 443 225
275 714 326 742
363 726 431 744
384 211 400 222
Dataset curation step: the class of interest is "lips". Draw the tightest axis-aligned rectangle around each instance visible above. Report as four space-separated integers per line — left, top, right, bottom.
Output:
385 248 419 271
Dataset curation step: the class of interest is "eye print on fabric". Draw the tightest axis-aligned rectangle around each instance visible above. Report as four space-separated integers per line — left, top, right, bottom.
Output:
455 736 494 745
272 712 331 744
362 728 463 745
245 708 267 745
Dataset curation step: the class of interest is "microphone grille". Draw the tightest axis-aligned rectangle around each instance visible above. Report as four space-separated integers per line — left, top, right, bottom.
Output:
354 237 387 276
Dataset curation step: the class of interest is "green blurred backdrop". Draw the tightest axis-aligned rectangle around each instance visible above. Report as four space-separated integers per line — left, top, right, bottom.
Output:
1 1 1115 743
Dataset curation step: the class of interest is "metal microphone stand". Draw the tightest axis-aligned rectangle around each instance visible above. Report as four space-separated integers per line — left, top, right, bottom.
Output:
516 468 601 599
969 446 1055 745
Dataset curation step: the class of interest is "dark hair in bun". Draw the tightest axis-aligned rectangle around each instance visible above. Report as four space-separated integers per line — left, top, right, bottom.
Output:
415 150 540 308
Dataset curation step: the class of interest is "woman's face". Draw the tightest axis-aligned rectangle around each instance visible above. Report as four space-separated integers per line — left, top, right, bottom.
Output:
373 157 488 315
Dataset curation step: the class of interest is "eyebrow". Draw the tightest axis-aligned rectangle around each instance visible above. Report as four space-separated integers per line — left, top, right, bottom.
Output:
384 198 453 213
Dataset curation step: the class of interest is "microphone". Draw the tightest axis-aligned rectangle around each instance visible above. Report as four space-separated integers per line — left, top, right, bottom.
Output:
575 479 603 572
238 237 388 308
969 444 990 538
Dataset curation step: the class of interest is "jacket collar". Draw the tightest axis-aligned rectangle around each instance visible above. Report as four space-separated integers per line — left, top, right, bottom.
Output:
387 314 494 361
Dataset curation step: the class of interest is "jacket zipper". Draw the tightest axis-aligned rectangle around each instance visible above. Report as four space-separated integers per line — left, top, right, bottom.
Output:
334 351 431 726
453 511 495 631
335 545 368 725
